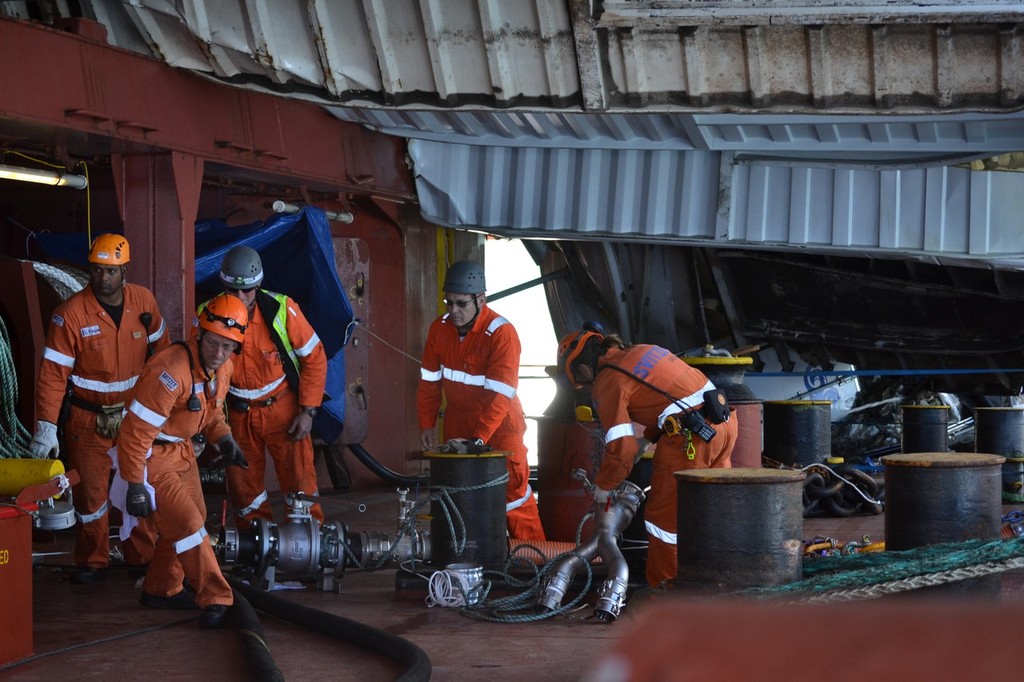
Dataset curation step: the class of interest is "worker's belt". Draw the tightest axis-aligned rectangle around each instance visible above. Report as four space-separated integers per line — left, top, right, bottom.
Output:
70 396 125 438
227 393 278 413
69 395 124 415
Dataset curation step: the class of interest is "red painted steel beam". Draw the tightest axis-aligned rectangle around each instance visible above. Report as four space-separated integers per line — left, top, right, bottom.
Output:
111 152 203 340
0 17 414 201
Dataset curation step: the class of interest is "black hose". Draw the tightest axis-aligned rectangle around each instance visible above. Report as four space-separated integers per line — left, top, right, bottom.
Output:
228 577 432 682
346 443 428 486
230 588 285 682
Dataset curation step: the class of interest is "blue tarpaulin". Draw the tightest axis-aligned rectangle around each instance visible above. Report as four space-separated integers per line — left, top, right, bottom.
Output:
35 207 352 443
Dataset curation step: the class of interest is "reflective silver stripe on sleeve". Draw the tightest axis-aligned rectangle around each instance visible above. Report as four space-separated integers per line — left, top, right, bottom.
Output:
154 433 184 443
239 490 269 516
129 399 168 428
506 484 533 512
70 374 138 393
42 346 75 368
76 500 110 525
228 375 285 400
442 367 485 387
645 520 677 545
436 365 518 399
485 317 508 335
174 527 209 555
483 377 516 399
656 380 716 428
294 333 321 357
147 319 166 344
604 423 636 444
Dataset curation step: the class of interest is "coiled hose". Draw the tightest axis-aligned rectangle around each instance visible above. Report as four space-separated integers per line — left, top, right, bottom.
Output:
228 576 432 682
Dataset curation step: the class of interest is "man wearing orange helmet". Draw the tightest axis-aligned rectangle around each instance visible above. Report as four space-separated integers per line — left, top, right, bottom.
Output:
113 293 249 629
557 327 738 586
31 233 167 584
203 245 328 524
418 260 546 541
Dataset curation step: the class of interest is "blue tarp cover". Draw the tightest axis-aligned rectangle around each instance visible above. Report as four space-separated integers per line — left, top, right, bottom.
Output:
36 207 352 443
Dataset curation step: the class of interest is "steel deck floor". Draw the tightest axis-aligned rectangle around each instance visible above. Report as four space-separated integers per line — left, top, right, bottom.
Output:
7 487 1024 681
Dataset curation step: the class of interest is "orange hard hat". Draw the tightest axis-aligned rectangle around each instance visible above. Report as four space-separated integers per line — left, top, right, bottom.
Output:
557 329 604 389
199 293 249 344
88 234 130 265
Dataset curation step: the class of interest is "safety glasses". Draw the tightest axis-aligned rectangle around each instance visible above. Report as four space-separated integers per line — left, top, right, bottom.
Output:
225 286 256 294
444 295 479 309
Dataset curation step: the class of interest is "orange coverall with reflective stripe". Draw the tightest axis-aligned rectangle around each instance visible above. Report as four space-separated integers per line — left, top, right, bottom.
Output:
116 338 234 607
221 293 328 523
592 345 738 586
417 303 546 541
36 283 167 568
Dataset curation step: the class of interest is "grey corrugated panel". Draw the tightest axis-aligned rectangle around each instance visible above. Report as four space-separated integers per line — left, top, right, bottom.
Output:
727 161 1024 257
409 138 1024 257
332 107 1024 157
408 140 722 236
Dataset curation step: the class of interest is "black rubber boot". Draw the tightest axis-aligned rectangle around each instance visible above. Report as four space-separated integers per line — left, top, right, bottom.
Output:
199 604 229 629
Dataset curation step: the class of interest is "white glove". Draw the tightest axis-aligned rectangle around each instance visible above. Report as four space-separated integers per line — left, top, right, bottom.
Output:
29 421 59 459
592 486 611 505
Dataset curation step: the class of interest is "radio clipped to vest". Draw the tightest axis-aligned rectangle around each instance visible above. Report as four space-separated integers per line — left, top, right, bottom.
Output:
663 411 716 443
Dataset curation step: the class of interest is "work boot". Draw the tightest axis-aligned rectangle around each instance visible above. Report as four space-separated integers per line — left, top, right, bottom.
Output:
139 588 200 610
199 604 229 629
70 566 106 585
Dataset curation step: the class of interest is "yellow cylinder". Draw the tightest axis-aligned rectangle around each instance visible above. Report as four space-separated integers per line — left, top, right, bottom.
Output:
0 458 66 496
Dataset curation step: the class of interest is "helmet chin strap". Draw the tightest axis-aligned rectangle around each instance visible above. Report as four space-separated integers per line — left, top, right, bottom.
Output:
458 296 482 333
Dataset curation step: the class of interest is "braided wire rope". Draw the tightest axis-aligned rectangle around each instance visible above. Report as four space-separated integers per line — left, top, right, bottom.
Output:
0 313 33 457
0 262 85 458
794 555 1024 604
739 536 1024 604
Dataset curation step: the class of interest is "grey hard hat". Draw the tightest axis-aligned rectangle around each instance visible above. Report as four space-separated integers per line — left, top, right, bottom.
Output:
443 260 486 295
220 246 264 289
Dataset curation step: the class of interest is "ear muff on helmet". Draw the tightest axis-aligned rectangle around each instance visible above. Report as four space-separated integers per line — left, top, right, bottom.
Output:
88 234 130 265
443 260 485 295
557 330 604 389
220 245 264 289
199 293 249 346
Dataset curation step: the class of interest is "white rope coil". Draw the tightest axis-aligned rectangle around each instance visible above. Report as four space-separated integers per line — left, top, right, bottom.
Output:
425 567 483 608
30 262 87 301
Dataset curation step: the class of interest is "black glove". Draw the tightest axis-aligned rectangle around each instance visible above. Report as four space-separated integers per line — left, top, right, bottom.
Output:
440 438 490 455
126 482 152 518
215 435 249 469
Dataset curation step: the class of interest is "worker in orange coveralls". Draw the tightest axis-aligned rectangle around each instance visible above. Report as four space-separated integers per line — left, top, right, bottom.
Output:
205 245 328 524
30 233 166 584
418 260 546 541
557 328 738 586
113 293 250 629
